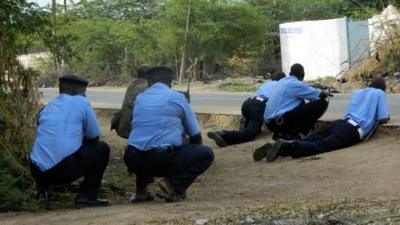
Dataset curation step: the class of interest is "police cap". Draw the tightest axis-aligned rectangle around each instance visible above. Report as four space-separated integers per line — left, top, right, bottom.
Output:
59 74 89 87
146 66 173 80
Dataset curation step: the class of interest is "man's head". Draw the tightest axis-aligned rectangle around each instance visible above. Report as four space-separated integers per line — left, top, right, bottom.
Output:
146 66 174 87
59 74 89 95
137 64 150 79
290 63 305 81
369 77 386 92
271 71 286 81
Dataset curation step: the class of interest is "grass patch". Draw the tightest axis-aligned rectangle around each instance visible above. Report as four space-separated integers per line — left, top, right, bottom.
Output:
217 79 258 92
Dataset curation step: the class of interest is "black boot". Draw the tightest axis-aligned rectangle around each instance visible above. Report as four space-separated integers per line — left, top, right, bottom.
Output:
266 139 295 162
75 194 110 208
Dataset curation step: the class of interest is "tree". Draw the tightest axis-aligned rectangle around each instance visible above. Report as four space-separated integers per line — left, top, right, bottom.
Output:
0 0 48 210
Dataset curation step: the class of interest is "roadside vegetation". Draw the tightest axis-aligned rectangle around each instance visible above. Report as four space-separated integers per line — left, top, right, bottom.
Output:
3 0 400 212
0 0 46 211
26 0 399 87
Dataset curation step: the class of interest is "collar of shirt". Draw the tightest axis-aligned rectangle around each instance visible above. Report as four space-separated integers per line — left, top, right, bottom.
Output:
149 82 170 90
59 92 87 97
288 75 300 81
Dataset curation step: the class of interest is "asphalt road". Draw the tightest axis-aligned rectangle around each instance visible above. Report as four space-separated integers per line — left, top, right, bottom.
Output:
40 88 400 120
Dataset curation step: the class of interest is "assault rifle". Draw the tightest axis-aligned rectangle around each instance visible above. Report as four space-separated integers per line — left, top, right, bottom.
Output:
178 78 191 103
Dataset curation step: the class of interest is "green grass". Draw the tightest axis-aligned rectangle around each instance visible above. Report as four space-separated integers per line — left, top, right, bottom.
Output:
217 79 258 92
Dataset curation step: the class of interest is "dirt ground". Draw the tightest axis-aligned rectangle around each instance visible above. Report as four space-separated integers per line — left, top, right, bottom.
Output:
2 113 400 225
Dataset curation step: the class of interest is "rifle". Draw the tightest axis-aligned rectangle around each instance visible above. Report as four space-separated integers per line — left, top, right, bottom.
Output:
178 78 191 103
185 77 191 103
363 121 380 142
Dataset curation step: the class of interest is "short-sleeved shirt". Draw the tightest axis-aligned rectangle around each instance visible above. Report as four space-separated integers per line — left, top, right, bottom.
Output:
128 82 201 151
264 76 321 122
345 87 390 134
30 94 101 171
256 81 278 100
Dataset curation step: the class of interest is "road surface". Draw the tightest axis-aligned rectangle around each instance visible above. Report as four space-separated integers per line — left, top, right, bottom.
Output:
40 88 400 120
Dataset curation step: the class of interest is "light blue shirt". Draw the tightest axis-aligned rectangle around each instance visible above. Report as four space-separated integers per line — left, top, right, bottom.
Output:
256 81 278 99
128 83 201 151
264 76 321 121
30 94 101 171
345 87 389 134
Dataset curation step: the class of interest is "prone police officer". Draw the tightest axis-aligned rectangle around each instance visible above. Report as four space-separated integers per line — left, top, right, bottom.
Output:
30 75 110 208
257 78 390 162
263 63 331 140
124 66 214 203
207 71 286 147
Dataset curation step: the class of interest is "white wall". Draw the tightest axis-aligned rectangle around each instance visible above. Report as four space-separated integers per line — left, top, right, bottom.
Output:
280 17 349 80
17 52 50 69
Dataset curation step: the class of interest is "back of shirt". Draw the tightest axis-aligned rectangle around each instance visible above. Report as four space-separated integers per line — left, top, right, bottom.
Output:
345 87 389 134
256 81 278 99
264 76 321 121
30 94 101 171
128 83 201 151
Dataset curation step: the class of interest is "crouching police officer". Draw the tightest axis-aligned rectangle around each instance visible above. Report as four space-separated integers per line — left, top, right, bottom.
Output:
30 75 110 208
124 66 214 203
263 63 331 140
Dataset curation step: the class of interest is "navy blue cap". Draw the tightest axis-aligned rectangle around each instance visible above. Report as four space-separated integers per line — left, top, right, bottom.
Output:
59 74 89 87
146 66 173 79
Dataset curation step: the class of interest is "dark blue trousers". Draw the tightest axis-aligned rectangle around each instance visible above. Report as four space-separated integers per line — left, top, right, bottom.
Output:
290 119 361 158
124 144 214 194
221 98 266 145
30 141 110 198
267 98 329 136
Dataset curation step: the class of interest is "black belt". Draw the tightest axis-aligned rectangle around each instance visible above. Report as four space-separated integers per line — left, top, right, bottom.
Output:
127 145 176 154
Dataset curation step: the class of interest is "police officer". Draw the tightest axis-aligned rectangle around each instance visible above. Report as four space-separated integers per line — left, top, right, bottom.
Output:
264 63 331 140
260 78 390 162
124 66 214 203
207 71 286 147
30 75 110 208
111 64 150 138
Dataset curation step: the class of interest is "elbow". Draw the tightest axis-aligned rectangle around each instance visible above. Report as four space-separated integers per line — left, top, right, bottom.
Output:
379 117 390 124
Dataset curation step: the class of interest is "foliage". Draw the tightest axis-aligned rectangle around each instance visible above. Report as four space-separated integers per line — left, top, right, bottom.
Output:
26 0 400 85
217 79 258 92
0 0 47 211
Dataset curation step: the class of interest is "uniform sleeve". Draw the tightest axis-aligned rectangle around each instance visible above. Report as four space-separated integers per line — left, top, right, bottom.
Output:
176 93 201 136
83 101 102 138
376 92 390 120
290 81 321 100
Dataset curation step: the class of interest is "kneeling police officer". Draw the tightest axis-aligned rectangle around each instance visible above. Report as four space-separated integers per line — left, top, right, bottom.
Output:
124 66 214 203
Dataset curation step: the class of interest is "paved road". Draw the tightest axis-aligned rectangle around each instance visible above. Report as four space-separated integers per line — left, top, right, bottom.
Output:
40 88 400 120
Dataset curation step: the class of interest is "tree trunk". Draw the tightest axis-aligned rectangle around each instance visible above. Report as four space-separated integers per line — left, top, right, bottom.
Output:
178 0 192 84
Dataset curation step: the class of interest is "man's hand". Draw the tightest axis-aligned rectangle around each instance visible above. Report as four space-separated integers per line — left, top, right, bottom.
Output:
189 133 202 145
83 136 99 144
319 90 333 99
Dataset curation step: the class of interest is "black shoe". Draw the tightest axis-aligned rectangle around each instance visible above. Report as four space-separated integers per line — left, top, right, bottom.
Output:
130 191 154 203
207 131 228 147
253 143 272 161
156 191 187 203
266 139 292 162
156 178 186 203
75 195 110 208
